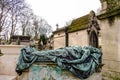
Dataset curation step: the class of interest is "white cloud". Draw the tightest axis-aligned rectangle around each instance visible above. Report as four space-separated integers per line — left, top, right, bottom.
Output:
25 0 101 31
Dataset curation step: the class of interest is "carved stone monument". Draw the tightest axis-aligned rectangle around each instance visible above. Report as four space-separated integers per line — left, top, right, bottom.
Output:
16 46 102 80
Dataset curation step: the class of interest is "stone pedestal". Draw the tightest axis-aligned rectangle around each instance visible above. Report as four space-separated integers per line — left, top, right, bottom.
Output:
18 63 102 80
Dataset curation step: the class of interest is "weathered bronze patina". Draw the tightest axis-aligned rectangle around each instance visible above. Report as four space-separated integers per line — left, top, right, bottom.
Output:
16 46 102 79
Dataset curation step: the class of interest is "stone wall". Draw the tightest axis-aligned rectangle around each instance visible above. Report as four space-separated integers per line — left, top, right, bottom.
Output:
69 30 89 46
12 42 30 46
53 29 102 49
98 15 120 79
53 31 65 50
0 45 24 55
53 29 89 50
0 45 23 79
97 0 120 79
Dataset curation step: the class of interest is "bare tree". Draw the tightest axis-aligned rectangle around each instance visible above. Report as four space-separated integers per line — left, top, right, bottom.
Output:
0 0 11 32
19 7 33 35
38 19 52 36
26 27 32 36
32 15 52 40
33 15 40 40
0 0 52 43
0 0 32 43
9 0 25 37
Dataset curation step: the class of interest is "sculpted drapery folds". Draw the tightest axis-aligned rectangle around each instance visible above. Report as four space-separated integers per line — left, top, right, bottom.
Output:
16 46 102 79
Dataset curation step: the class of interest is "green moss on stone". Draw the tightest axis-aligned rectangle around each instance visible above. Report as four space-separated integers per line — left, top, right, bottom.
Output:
107 0 120 11
69 14 89 32
97 0 120 20
97 7 120 20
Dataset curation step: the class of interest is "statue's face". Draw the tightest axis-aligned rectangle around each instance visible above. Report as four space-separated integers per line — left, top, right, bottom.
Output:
29 40 35 46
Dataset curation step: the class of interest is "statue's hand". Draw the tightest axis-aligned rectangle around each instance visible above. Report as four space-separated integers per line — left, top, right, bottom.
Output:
31 51 38 55
32 51 42 56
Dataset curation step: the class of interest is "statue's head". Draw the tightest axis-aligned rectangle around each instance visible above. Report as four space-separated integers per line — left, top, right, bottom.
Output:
29 39 35 47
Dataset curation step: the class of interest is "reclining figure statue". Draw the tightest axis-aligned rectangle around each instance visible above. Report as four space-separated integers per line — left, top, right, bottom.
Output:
16 45 102 79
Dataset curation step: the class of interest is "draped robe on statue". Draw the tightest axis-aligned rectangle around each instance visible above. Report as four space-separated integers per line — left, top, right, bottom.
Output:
16 46 102 79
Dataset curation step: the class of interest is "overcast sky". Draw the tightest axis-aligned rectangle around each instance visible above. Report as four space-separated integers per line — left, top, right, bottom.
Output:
25 0 101 31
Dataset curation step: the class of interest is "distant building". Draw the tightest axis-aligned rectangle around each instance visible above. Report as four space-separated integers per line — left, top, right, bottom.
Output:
53 27 66 49
11 35 30 46
53 11 101 50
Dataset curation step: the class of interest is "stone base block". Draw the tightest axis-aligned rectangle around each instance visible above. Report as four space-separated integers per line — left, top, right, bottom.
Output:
18 63 102 80
0 75 16 80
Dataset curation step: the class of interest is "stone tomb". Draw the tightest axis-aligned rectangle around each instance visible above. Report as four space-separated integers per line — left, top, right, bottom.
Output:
11 35 30 46
0 45 102 80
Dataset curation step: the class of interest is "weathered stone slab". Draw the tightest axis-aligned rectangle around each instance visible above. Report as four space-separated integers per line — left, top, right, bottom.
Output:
0 75 16 80
18 63 102 80
0 45 23 55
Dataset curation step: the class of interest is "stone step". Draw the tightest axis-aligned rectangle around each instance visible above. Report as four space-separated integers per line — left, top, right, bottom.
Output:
0 75 16 80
